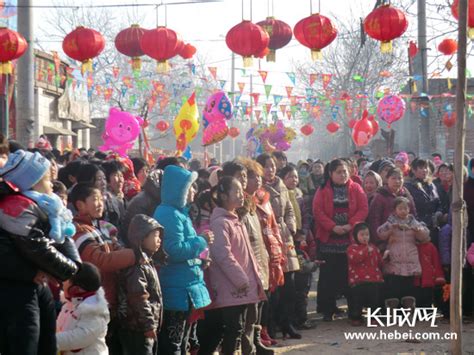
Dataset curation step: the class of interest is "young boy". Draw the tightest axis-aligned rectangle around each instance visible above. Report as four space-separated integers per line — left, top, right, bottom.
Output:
69 183 138 353
56 262 110 355
118 214 163 355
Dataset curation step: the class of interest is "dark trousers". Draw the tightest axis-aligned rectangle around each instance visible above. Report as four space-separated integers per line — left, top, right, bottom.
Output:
158 310 190 355
197 304 247 355
384 275 415 301
350 283 381 320
294 271 312 325
106 317 123 355
119 328 157 355
317 253 350 315
416 287 434 307
0 281 56 355
276 272 297 328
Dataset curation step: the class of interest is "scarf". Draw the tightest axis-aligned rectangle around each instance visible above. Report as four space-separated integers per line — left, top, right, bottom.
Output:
288 189 302 230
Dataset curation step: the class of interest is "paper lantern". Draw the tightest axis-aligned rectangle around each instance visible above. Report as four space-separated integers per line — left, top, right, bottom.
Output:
226 20 269 67
300 124 314 136
256 17 292 62
377 95 406 127
438 39 458 56
294 14 337 60
140 27 182 73
443 112 456 128
63 26 105 73
115 25 146 71
228 127 240 138
0 27 27 74
156 120 170 132
451 0 474 39
179 43 196 59
326 122 340 133
364 4 408 53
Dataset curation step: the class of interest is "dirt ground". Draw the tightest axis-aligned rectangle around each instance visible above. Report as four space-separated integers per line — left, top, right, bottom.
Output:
272 275 474 354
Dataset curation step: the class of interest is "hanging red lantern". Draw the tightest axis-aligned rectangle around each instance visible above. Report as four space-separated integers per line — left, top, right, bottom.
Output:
300 124 314 136
63 26 105 74
156 120 170 132
408 41 418 58
140 27 182 73
364 4 408 53
255 47 270 59
228 127 240 138
443 112 456 128
294 13 337 60
179 43 197 59
438 39 458 56
0 27 27 74
326 122 340 133
256 17 292 62
115 24 146 71
452 0 474 39
225 20 269 67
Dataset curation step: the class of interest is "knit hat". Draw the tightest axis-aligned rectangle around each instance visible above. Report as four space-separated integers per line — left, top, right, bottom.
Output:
395 152 409 165
0 150 50 191
378 159 395 174
71 262 101 292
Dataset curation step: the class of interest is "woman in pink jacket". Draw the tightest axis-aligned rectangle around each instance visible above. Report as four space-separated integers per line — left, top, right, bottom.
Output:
197 176 265 355
312 159 369 321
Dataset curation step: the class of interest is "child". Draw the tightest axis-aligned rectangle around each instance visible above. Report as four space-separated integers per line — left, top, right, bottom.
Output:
377 197 430 309
56 262 109 355
70 183 138 353
347 223 384 326
198 176 266 355
118 214 163 355
394 152 410 177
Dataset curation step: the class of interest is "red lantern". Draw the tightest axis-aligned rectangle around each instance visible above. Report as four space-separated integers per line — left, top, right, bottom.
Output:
443 112 456 128
326 122 340 133
294 14 337 60
452 0 474 39
156 120 170 132
115 24 146 71
438 39 458 56
364 4 408 53
179 43 197 59
140 27 182 73
228 127 240 138
0 27 27 74
256 17 292 62
255 47 270 59
63 26 105 74
300 124 314 136
226 21 269 67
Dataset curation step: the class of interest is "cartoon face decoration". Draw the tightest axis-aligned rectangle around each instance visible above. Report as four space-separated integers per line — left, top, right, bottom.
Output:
105 108 143 144
203 91 232 128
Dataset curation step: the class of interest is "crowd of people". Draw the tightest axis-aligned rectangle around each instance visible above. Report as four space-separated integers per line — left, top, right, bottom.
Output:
0 135 474 355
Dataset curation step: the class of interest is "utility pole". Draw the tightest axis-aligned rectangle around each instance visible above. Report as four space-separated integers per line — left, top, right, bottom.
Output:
17 0 35 146
414 0 430 158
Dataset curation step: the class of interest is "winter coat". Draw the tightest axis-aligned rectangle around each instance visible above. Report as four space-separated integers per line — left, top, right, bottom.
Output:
414 242 446 288
119 170 163 247
56 288 110 355
73 215 136 312
103 191 124 231
208 207 266 309
439 223 452 266
263 177 300 272
467 243 474 267
241 208 270 291
405 179 441 228
367 186 416 244
464 177 474 242
118 215 163 333
377 214 430 276
433 178 452 216
254 189 285 292
313 179 369 245
347 243 384 287
153 165 211 311
297 191 317 260
0 194 80 282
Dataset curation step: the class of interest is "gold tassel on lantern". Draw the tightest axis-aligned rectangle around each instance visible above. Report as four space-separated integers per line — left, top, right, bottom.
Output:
81 59 93 75
266 49 276 62
243 56 253 67
0 61 12 74
469 27 474 40
380 41 392 53
311 49 322 61
131 57 142 71
157 60 169 73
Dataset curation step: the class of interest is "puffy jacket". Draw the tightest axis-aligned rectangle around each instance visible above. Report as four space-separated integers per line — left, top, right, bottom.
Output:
263 177 299 272
405 179 441 228
153 165 211 311
0 194 80 282
313 179 369 244
347 243 384 287
467 243 474 267
119 169 163 246
414 242 445 288
118 214 163 333
56 287 110 355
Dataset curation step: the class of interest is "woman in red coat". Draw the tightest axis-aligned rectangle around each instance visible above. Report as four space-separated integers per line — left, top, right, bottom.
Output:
312 159 368 321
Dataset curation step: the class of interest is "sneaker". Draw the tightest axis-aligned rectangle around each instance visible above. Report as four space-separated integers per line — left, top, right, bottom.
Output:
384 298 400 309
401 296 416 309
323 313 334 322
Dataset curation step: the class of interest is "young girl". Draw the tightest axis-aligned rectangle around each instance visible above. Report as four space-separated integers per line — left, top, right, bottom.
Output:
347 223 384 326
377 197 430 309
198 176 265 355
363 171 382 206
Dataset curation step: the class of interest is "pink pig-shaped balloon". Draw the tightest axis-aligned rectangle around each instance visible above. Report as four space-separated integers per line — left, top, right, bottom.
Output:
99 107 144 157
202 91 232 146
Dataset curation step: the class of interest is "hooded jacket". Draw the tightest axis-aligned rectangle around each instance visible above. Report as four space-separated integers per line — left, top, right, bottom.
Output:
118 214 163 332
153 165 211 311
